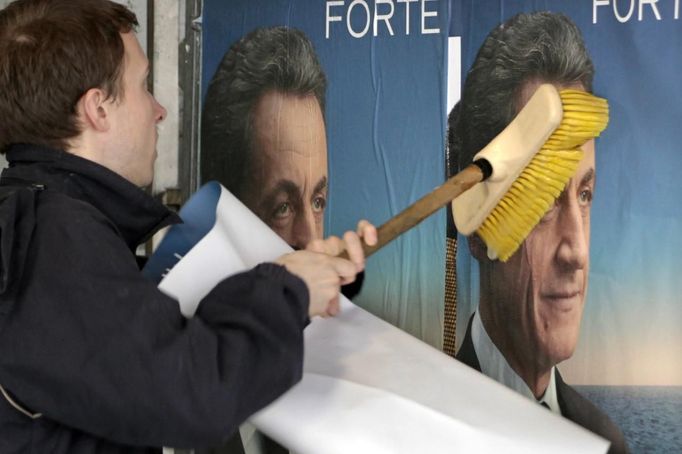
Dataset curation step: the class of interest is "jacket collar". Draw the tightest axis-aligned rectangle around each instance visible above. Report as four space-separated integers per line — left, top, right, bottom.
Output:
3 144 180 250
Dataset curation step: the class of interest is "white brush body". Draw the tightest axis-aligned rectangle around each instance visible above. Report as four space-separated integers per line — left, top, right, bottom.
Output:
451 84 563 242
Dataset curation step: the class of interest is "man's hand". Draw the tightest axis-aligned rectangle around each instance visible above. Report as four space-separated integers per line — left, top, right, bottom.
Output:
276 220 377 318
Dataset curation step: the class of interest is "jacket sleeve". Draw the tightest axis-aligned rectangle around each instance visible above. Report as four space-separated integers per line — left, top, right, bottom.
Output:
0 197 309 449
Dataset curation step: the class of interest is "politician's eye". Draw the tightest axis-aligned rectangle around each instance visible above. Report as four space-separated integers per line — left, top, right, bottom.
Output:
272 202 294 220
578 188 593 205
312 196 326 213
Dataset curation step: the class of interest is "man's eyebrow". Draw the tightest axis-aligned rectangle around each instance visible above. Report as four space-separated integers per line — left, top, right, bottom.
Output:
558 167 595 202
312 176 328 195
580 168 595 187
260 180 301 208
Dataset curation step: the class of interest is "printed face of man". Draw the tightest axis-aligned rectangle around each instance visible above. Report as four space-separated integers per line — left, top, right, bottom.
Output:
243 91 328 249
479 81 594 371
107 32 166 187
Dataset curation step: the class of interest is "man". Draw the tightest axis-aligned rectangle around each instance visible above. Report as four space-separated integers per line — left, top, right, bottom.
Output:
201 27 328 251
0 1 375 453
450 12 627 453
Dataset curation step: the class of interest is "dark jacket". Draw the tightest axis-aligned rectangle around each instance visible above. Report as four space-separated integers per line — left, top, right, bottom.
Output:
456 315 629 454
0 144 309 453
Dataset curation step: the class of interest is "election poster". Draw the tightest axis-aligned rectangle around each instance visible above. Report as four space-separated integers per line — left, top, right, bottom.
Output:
197 1 681 451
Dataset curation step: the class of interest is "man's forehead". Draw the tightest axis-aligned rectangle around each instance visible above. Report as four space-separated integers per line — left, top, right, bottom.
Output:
568 141 595 187
578 139 596 169
253 91 326 158
121 32 148 71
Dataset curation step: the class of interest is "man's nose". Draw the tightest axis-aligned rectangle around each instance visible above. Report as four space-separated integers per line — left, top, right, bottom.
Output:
555 195 589 270
290 208 318 250
154 97 167 123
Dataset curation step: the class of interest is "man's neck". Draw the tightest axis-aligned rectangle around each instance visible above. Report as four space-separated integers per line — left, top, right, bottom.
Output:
65 134 96 163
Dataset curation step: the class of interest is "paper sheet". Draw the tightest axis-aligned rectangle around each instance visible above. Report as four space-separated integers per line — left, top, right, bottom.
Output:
154 182 609 454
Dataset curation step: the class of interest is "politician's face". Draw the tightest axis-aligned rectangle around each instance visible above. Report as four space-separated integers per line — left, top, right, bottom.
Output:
244 90 328 249
483 82 594 368
489 141 594 365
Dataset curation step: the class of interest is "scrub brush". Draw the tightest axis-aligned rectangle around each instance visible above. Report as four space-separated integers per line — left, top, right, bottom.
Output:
452 85 609 260
341 84 609 262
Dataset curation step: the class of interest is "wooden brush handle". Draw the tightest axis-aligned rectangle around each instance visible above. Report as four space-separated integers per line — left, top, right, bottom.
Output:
339 163 485 260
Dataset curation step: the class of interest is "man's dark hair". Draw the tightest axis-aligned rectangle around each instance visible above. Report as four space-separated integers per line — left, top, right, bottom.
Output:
0 0 138 153
447 12 595 178
200 26 327 198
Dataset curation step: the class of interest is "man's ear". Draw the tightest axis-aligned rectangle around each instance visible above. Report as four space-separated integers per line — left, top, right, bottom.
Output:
468 233 490 262
78 88 111 132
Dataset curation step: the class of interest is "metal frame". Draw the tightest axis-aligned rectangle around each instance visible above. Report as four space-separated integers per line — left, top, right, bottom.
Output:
178 0 203 204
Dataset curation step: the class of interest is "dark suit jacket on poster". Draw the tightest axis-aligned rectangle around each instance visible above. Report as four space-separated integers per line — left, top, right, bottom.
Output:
456 316 628 454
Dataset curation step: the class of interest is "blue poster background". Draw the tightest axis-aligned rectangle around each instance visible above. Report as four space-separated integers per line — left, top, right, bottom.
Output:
201 0 449 348
451 1 682 451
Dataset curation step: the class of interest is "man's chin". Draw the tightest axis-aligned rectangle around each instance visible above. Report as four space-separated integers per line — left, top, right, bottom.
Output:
137 174 154 189
540 327 581 365
535 306 583 363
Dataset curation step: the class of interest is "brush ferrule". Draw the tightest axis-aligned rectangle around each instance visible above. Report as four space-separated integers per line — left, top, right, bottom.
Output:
472 159 493 181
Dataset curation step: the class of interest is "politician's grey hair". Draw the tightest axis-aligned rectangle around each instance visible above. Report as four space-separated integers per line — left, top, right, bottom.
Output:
200 26 327 196
448 12 595 178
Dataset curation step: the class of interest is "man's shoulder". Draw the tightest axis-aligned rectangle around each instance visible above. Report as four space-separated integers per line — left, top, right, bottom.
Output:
35 189 112 228
37 188 96 211
556 372 629 453
555 372 611 423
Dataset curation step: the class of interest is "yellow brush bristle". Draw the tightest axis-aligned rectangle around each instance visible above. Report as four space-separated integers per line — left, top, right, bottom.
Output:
478 89 609 261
